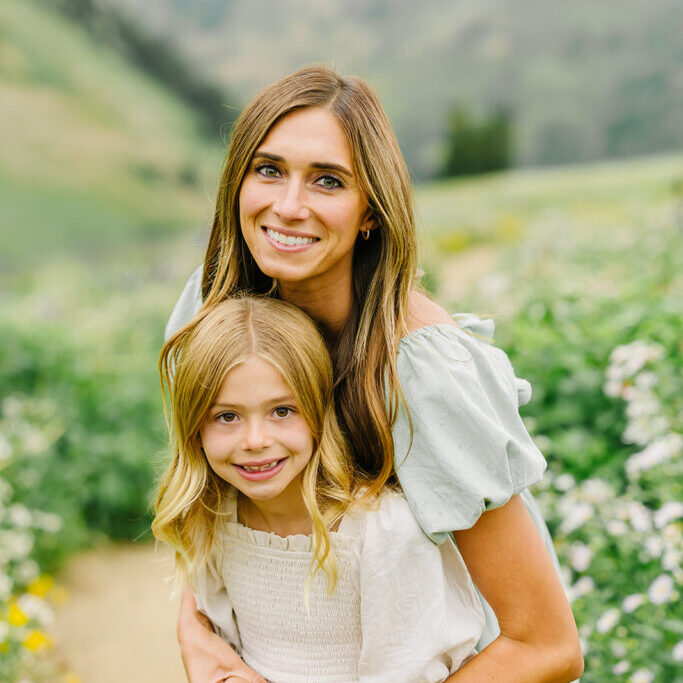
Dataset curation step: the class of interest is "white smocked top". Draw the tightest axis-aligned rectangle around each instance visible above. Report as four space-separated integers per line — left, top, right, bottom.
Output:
192 489 484 683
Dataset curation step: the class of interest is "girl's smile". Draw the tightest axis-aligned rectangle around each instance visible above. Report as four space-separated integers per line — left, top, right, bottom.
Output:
199 356 314 506
238 107 374 295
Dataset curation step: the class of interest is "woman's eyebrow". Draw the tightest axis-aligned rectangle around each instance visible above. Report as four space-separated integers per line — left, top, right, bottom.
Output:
253 151 353 178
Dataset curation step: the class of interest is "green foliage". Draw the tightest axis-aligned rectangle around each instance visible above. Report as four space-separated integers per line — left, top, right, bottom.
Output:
0 294 168 573
439 106 513 178
441 171 682 680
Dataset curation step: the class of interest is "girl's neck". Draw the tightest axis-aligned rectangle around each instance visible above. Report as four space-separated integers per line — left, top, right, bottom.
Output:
237 491 312 538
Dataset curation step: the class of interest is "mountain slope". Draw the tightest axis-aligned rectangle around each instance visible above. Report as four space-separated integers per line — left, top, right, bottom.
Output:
0 0 222 268
109 0 683 177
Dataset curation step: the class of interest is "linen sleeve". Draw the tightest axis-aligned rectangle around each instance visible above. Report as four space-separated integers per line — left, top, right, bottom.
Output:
165 264 203 340
394 315 547 544
191 544 242 651
356 493 483 683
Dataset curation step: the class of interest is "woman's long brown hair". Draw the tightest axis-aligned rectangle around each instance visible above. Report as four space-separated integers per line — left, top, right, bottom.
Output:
201 66 417 498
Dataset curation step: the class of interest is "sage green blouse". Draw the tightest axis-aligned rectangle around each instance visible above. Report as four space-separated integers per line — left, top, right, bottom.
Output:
166 267 563 651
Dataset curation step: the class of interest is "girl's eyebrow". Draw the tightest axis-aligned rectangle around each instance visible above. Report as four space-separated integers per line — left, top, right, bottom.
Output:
212 395 296 410
253 151 353 178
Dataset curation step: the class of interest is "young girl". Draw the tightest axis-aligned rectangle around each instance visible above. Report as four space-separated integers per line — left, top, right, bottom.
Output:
154 296 485 683
167 66 583 682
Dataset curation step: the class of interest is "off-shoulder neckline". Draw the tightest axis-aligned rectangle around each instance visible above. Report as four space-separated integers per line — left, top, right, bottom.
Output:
399 314 492 348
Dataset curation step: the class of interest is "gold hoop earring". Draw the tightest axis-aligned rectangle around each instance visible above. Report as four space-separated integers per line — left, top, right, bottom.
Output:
361 229 371 240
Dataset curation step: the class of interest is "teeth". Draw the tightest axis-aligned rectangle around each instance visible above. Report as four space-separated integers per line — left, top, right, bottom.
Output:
266 228 316 246
242 460 281 472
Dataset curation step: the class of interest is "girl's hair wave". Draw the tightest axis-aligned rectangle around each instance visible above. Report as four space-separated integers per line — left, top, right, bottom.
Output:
153 296 359 593
202 65 417 496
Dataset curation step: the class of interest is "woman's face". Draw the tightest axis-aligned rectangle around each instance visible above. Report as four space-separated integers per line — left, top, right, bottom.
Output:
238 107 373 293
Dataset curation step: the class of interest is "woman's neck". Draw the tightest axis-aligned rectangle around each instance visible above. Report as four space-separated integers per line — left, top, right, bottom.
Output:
277 271 353 342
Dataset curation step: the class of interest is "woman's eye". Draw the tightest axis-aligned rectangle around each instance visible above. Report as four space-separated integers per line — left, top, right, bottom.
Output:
217 412 237 423
255 163 281 178
315 175 342 189
273 407 292 418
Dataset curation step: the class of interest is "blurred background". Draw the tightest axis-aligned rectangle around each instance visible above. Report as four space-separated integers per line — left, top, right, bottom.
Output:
1 0 681 681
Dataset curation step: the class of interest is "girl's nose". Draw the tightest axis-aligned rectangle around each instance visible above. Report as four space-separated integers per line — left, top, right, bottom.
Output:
273 178 309 222
242 418 272 451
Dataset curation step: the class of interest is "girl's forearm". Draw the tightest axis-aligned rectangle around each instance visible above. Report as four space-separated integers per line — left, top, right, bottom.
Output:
445 633 584 682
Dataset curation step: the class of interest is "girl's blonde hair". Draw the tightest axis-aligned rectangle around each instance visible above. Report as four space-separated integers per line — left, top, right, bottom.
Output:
153 296 356 592
202 65 417 495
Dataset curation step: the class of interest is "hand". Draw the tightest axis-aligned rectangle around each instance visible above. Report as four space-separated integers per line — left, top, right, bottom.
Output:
177 588 267 683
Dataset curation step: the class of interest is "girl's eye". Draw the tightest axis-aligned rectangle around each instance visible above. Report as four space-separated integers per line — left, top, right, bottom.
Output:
255 163 281 178
273 407 292 418
217 412 237 423
315 174 342 189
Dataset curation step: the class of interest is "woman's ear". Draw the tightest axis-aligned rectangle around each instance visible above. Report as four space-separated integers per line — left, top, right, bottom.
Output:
359 209 377 239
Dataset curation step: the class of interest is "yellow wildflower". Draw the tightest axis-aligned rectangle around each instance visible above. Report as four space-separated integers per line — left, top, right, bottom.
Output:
28 574 54 598
8 602 28 626
63 674 81 683
23 629 52 651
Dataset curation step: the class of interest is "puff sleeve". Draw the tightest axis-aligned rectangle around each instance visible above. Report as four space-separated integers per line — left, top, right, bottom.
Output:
393 315 547 544
191 540 242 652
165 264 203 340
348 492 483 683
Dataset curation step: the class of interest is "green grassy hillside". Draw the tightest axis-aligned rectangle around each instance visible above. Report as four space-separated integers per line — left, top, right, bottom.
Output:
0 0 222 270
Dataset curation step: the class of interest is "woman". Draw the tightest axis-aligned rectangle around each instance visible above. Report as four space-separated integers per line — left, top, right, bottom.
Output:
166 66 583 682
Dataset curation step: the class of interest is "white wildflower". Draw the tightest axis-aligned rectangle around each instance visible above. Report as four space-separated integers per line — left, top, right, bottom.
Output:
654 501 683 528
643 535 664 557
0 434 11 462
580 478 612 503
18 593 54 629
0 573 12 600
621 594 644 613
635 371 657 390
603 378 623 398
630 668 654 683
607 519 629 536
33 511 62 533
648 574 674 604
7 503 32 529
554 473 576 492
560 502 594 534
626 501 652 532
662 549 680 572
21 426 48 455
2 396 24 419
626 433 682 474
568 576 595 602
625 395 659 420
0 530 34 560
612 660 629 675
596 608 620 633
15 559 40 583
569 543 593 572
673 640 683 662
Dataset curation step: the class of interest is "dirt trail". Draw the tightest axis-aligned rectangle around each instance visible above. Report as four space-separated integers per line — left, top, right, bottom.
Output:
53 543 187 683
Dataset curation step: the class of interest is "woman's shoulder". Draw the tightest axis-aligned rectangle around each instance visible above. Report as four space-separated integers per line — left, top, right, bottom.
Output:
405 289 456 332
400 291 526 406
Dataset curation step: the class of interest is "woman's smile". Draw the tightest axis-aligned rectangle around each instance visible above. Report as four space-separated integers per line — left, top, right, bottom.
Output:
239 107 374 293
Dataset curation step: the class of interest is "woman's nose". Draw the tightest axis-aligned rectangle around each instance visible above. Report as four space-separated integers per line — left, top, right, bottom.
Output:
242 418 272 451
273 178 309 222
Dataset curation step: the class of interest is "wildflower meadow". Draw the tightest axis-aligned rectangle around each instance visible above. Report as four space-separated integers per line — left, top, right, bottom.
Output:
1 155 681 681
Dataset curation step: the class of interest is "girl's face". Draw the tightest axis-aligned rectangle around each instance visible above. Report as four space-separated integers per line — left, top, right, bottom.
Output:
199 356 314 504
238 107 373 293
